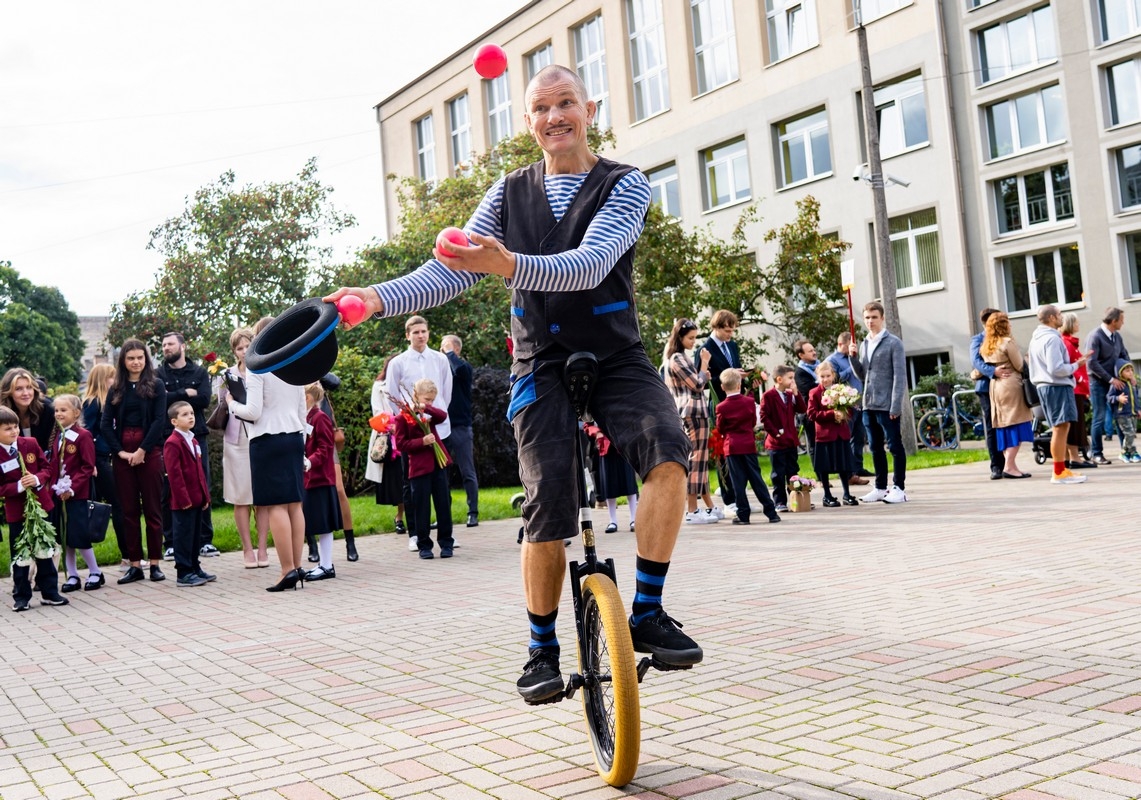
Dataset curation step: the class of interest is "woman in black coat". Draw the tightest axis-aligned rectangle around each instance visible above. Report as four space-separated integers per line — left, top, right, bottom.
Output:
0 367 56 450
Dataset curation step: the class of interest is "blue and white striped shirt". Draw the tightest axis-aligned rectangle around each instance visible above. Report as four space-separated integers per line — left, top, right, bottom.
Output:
372 168 651 318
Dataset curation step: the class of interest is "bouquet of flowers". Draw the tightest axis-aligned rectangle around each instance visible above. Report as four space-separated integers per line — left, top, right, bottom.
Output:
788 475 816 493
385 388 448 468
204 352 229 378
821 383 860 422
708 427 724 462
13 455 59 567
368 412 393 434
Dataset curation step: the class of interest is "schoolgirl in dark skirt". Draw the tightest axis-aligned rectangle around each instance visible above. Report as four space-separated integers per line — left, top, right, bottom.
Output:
302 383 342 581
48 395 104 591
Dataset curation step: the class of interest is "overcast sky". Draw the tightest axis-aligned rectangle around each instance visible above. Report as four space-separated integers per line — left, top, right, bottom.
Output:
1 1 528 317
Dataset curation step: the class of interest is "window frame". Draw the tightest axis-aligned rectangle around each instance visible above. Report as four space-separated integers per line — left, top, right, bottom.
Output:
984 83 1067 161
976 5 1057 86
766 0 818 63
448 94 472 174
1107 57 1141 128
627 0 671 121
526 44 553 81
1099 0 1141 44
991 162 1074 236
1116 143 1141 210
646 162 681 217
415 114 436 184
691 0 740 95
701 137 751 211
852 0 907 26
872 73 929 158
888 208 943 293
999 245 1085 314
485 72 513 146
574 14 610 130
775 107 832 187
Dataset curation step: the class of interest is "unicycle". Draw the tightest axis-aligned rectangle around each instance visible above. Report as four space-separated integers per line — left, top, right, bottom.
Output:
560 351 641 786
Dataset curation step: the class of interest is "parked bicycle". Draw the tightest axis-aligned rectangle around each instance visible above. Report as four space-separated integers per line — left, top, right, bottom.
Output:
917 384 983 450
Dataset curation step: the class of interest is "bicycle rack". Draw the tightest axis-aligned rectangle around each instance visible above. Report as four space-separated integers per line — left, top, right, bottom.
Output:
911 393 939 443
948 389 979 448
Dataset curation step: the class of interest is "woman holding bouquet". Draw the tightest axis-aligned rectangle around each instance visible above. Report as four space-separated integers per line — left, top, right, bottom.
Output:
806 362 858 506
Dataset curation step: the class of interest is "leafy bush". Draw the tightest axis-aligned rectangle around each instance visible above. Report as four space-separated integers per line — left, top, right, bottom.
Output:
470 366 519 488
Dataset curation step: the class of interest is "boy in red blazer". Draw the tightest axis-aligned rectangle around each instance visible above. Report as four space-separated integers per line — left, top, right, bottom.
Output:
759 365 806 511
393 378 454 559
715 370 780 524
163 402 213 588
0 405 67 610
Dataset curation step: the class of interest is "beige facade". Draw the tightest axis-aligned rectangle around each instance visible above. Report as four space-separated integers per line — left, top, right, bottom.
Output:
376 0 1140 380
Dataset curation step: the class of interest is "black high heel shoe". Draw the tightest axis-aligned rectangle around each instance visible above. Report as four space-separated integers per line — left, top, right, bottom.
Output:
266 569 303 592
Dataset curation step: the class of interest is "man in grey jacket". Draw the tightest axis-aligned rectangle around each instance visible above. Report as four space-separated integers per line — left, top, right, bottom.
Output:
848 302 908 504
1027 304 1090 485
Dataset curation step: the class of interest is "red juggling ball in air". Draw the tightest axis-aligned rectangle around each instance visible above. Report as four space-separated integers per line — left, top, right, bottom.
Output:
335 295 369 326
436 227 470 258
473 44 507 79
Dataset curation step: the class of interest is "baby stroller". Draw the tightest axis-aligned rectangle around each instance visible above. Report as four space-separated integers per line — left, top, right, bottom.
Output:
1031 405 1053 464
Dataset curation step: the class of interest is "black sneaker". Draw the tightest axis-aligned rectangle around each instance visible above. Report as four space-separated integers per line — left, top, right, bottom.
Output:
12 598 30 612
517 649 564 704
196 569 217 583
629 609 703 666
40 594 70 607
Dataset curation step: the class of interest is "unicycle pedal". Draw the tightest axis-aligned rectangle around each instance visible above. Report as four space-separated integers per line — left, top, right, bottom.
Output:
637 656 694 681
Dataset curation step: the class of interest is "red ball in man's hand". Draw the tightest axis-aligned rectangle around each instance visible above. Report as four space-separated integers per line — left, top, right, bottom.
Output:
473 44 507 79
336 295 368 326
436 227 470 258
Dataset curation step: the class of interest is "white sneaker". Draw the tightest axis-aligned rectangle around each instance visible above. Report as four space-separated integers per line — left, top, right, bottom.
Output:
724 503 737 516
860 487 888 503
705 507 724 521
684 511 711 525
883 486 908 504
407 537 419 551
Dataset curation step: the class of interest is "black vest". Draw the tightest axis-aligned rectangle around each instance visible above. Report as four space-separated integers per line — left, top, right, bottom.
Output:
502 158 643 360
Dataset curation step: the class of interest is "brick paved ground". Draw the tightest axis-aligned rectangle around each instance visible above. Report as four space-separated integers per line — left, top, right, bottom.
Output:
2 458 1141 799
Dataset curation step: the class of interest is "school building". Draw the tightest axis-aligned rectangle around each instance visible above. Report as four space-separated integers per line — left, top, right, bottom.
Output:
375 0 1141 380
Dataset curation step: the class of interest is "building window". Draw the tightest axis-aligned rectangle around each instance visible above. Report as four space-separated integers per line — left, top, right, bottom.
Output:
628 0 670 121
977 5 1057 84
1125 233 1141 295
766 0 818 63
692 0 739 94
776 108 831 186
1000 245 1084 313
889 209 941 290
872 73 929 157
646 163 680 216
526 44 553 81
1100 0 1141 42
448 94 471 173
853 0 906 25
1108 58 1141 126
486 72 512 146
415 115 436 184
907 352 950 389
993 163 1073 234
574 15 610 130
985 84 1066 160
702 138 750 210
1117 144 1141 208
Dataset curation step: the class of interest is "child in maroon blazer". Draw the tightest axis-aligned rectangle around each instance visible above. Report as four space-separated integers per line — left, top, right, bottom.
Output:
47 395 103 592
759 365 806 511
715 371 780 524
393 378 454 559
163 402 213 588
806 362 858 507
302 382 343 581
0 405 67 610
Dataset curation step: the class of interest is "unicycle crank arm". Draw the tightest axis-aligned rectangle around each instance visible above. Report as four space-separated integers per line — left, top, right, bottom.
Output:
637 656 695 682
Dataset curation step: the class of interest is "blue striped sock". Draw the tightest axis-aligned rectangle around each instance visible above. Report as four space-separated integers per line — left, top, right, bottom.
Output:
630 557 669 625
527 609 559 654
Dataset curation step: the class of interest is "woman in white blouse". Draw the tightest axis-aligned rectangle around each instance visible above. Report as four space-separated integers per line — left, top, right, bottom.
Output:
227 318 309 592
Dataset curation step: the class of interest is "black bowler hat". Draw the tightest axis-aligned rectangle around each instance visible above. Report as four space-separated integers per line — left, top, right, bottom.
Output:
245 298 340 386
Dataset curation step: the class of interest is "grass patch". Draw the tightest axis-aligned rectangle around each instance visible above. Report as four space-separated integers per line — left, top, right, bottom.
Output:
1 449 986 575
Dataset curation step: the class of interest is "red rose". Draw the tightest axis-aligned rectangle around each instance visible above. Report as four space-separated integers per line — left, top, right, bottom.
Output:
203 352 217 363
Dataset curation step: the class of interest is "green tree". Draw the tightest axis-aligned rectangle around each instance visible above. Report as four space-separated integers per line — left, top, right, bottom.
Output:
109 158 355 355
0 261 84 384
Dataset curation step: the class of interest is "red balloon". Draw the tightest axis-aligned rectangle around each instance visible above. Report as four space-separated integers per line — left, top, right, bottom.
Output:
436 227 470 258
336 295 368 326
473 44 507 79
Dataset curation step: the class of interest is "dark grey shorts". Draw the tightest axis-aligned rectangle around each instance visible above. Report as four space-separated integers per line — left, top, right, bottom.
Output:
1038 383 1077 427
508 346 690 543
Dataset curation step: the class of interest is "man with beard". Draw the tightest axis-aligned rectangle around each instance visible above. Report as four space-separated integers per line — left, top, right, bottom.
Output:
157 332 216 558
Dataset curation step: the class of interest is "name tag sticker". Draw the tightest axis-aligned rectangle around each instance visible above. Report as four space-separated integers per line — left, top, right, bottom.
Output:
304 424 314 436
64 429 79 442
1 458 18 473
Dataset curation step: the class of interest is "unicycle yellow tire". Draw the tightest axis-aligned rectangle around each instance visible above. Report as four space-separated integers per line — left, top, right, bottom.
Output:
579 573 641 786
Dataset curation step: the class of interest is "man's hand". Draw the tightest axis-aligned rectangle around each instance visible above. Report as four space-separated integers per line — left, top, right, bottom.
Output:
1112 377 1126 390
435 233 517 279
847 342 858 358
320 287 384 329
994 365 1012 379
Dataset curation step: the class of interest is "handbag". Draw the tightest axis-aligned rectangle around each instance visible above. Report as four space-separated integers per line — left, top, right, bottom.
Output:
1020 363 1040 409
85 499 111 544
206 394 229 431
333 427 346 453
370 432 390 463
